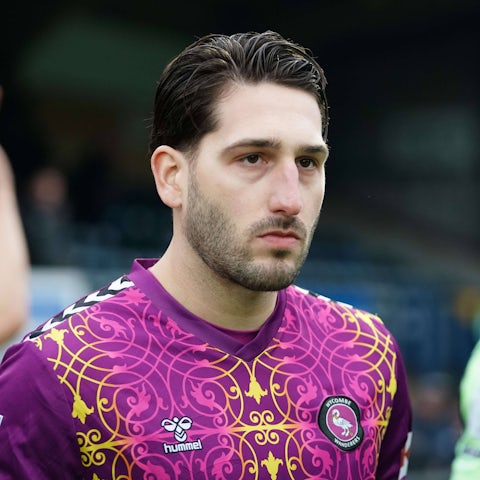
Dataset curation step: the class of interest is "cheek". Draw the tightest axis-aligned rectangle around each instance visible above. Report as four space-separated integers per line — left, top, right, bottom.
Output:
223 189 253 213
305 181 325 212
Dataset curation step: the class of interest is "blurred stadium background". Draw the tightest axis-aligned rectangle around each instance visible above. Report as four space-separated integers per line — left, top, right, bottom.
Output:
2 1 480 477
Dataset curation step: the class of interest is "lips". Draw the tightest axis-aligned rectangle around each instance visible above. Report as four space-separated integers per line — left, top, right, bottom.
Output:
257 230 302 248
260 229 300 239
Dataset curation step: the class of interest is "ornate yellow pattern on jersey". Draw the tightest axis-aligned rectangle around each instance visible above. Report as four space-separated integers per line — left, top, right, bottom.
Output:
39 286 399 479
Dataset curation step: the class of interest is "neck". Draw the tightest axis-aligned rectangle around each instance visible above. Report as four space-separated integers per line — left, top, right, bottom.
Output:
149 240 278 331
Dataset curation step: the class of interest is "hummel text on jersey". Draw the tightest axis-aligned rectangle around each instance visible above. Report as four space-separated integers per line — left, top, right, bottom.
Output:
163 439 203 454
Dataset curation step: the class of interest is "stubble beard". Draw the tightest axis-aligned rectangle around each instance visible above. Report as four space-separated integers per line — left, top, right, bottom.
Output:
184 174 317 292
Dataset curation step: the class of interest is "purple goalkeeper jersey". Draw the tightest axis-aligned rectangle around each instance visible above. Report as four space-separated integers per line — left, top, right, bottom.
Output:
0 259 412 479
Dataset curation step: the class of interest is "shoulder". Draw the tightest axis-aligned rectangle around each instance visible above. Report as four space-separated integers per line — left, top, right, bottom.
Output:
0 337 82 475
0 340 71 430
25 274 136 341
286 284 390 334
460 340 480 417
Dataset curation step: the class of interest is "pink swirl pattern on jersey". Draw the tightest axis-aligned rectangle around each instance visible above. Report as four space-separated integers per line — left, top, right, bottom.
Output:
35 284 399 479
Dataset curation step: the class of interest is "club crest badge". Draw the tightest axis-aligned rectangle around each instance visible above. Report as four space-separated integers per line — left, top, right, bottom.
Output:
318 396 364 451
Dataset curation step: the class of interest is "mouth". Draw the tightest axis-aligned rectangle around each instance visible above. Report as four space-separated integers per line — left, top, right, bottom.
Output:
257 230 302 248
260 229 301 239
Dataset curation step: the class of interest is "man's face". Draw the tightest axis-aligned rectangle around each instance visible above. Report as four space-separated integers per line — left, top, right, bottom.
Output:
183 82 328 291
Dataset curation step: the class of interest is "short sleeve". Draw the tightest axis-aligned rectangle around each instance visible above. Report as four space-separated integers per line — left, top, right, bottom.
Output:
0 341 82 479
376 339 413 480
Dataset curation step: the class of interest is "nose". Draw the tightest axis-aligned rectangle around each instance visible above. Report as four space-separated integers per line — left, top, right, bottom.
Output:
268 160 303 216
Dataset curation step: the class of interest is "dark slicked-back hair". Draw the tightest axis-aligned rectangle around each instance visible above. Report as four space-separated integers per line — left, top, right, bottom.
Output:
149 31 329 156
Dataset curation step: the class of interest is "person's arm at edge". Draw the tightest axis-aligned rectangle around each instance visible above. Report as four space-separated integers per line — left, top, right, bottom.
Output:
0 87 29 343
450 340 480 479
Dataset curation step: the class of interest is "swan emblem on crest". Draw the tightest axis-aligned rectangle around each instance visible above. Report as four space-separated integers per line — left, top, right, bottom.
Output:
331 408 353 437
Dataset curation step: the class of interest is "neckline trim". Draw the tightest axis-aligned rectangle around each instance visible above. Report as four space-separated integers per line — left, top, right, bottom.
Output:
127 259 287 361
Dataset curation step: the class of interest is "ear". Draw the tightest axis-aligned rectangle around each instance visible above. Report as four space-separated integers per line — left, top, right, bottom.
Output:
151 145 186 208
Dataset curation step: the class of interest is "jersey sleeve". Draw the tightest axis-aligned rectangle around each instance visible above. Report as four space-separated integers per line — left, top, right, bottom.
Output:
376 338 413 480
0 341 82 479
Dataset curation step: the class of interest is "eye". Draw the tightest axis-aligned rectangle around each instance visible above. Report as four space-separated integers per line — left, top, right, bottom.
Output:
297 157 318 169
241 154 262 165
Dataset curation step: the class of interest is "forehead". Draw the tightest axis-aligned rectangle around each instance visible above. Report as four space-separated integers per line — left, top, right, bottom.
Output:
206 82 325 149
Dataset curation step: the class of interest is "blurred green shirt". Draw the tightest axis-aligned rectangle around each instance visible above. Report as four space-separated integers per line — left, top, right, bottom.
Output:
451 340 480 479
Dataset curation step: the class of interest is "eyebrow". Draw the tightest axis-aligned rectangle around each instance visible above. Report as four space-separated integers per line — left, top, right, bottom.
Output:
221 138 329 157
301 144 329 157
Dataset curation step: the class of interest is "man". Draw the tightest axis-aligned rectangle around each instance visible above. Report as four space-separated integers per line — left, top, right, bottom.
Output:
0 31 412 479
0 87 29 344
